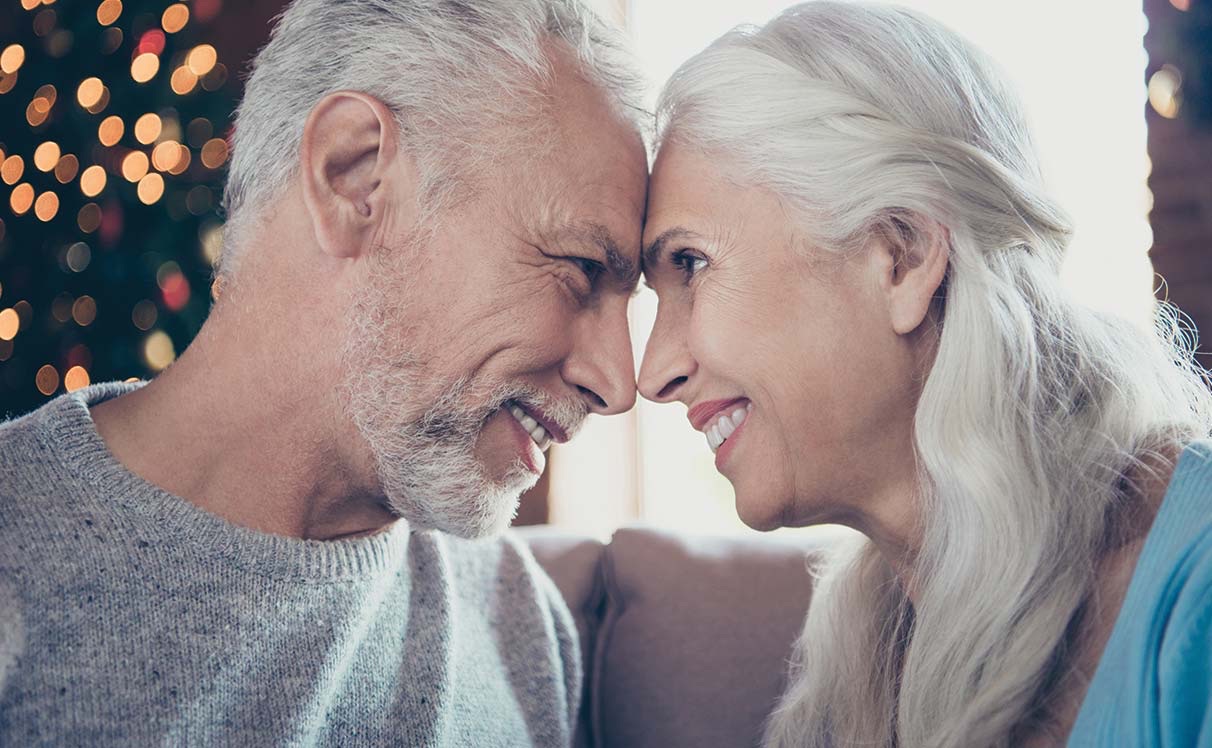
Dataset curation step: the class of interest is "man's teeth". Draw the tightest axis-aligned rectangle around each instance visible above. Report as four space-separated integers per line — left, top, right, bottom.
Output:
508 404 552 450
704 403 752 454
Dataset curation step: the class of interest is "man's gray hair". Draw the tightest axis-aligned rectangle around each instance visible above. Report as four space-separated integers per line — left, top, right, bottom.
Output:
218 0 643 279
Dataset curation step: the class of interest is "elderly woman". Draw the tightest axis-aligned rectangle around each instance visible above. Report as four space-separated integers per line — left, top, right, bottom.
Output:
637 2 1212 746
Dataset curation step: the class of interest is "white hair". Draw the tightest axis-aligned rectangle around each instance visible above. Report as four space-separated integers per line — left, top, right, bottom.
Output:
219 0 643 280
656 2 1212 745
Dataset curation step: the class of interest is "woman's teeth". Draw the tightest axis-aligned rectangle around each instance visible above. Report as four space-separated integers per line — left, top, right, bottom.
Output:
704 403 752 453
509 404 552 451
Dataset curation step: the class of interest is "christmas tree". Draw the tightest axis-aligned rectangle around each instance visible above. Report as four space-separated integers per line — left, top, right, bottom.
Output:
0 0 234 417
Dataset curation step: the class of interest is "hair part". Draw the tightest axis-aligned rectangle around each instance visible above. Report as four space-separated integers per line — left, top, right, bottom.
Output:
655 2 1212 746
218 0 644 282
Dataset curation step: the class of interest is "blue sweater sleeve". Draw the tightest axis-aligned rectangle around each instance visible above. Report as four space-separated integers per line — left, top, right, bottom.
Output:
1158 532 1212 746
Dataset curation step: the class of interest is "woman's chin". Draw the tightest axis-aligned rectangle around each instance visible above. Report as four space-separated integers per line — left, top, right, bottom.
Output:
734 490 793 532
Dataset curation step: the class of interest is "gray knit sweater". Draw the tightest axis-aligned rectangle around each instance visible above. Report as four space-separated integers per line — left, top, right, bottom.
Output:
0 382 580 747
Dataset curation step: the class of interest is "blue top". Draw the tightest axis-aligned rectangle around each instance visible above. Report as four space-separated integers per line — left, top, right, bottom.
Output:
1068 439 1212 747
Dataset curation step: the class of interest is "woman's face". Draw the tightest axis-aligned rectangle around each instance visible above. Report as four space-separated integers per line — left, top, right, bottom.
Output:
638 142 927 532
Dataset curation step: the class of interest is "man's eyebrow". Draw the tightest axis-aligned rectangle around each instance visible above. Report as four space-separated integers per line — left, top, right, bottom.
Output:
642 227 698 271
573 222 640 289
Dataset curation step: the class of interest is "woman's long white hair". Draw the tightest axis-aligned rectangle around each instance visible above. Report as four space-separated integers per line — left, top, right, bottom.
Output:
656 3 1212 745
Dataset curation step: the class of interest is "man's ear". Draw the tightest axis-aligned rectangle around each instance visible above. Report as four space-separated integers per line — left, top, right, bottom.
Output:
298 91 408 261
873 212 950 336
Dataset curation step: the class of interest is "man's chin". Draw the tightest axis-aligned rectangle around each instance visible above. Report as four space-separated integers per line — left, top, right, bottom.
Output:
388 466 538 539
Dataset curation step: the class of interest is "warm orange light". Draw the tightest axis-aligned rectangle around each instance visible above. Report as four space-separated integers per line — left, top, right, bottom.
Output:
131 53 160 84
10 183 35 215
137 172 164 204
162 3 189 33
34 191 59 221
170 65 198 95
134 113 162 144
1 155 24 185
151 140 180 171
186 44 217 76
77 202 102 232
122 150 150 182
0 309 18 340
72 295 97 326
143 330 176 371
200 138 228 169
96 0 122 26
54 154 79 183
0 72 18 95
168 144 191 175
80 165 107 197
33 141 60 171
1 45 25 75
20 0 40 10
77 77 103 108
26 99 49 126
1170 0 1190 9
34 83 57 106
98 115 124 146
36 365 59 396
64 365 90 392
84 86 110 114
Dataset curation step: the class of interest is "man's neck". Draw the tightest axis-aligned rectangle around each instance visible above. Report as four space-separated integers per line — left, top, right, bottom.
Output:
89 307 395 541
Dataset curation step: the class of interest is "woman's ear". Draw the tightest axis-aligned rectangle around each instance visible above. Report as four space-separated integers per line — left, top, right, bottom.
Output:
872 212 950 336
298 90 410 261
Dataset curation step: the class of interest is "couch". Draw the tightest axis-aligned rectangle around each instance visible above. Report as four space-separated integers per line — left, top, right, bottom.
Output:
518 525 830 748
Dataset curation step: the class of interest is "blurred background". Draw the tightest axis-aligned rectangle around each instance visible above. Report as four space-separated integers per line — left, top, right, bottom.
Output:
0 0 1208 539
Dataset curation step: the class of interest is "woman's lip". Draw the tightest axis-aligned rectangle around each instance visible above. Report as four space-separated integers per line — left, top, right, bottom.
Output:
506 408 546 474
687 397 750 431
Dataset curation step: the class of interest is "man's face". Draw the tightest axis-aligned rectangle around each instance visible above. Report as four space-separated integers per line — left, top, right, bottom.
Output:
342 68 647 538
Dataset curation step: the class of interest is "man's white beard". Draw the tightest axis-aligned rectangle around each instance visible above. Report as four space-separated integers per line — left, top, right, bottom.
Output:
339 258 538 539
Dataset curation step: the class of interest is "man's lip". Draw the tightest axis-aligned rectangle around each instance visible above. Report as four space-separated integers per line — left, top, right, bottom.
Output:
512 401 570 443
688 397 750 431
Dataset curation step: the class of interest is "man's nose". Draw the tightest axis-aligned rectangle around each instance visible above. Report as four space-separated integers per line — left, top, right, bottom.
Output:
637 299 694 404
562 299 637 416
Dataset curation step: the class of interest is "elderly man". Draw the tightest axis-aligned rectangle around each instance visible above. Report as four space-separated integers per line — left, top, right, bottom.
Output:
0 0 646 745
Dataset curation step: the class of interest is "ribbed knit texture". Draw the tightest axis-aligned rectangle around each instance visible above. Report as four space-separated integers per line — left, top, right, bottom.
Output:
1068 439 1212 746
0 382 580 747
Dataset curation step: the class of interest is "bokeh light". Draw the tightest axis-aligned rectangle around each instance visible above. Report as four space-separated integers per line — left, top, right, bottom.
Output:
35 365 59 396
2 155 25 185
131 299 157 331
64 366 90 392
1148 64 1183 119
0 309 18 341
96 0 123 26
170 66 198 95
186 45 217 76
76 77 103 108
77 202 102 232
131 53 160 84
137 172 165 205
1 45 25 75
134 113 162 144
162 4 190 33
33 141 60 172
54 154 79 183
72 295 97 326
143 330 176 371
10 183 35 215
34 191 59 221
80 165 106 197
122 150 150 182
200 138 228 169
151 140 180 171
65 242 90 272
98 115 124 146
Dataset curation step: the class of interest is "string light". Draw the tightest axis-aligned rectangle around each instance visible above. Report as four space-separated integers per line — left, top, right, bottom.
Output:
77 77 103 108
10 183 35 215
2 155 25 185
186 45 217 77
170 65 198 95
137 172 165 205
96 0 122 26
0 309 18 341
1 45 26 75
64 366 90 392
151 141 180 171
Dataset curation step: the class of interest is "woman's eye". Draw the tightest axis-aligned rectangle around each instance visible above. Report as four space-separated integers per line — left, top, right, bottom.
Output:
671 250 708 280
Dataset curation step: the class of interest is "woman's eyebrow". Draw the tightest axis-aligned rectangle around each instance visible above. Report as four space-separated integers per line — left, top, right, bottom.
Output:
642 227 699 271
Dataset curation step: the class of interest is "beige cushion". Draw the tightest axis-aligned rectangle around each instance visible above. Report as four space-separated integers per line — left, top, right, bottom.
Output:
593 526 824 748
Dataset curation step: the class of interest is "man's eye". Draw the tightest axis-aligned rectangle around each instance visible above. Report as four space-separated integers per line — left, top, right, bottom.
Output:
570 257 604 285
671 250 708 280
